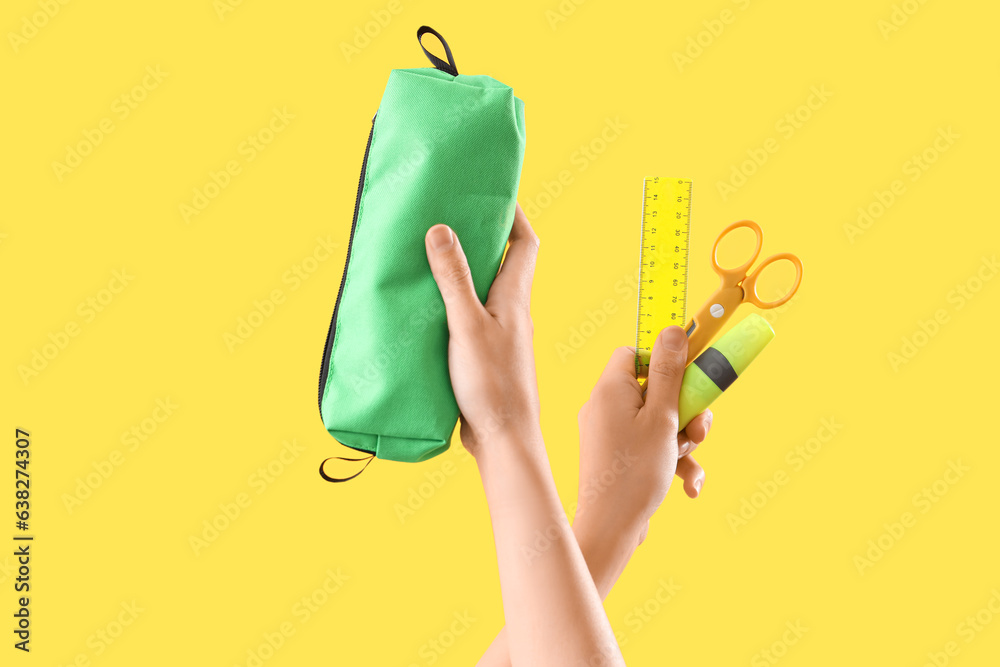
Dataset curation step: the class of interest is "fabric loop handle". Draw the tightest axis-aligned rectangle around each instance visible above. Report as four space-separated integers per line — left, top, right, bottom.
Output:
417 26 459 76
319 453 375 483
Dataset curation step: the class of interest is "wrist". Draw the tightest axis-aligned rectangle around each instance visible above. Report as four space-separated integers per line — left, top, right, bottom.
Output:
572 514 641 599
572 508 643 551
572 492 646 544
469 419 544 462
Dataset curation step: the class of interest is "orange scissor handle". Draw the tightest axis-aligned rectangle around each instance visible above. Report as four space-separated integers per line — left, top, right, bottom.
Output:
684 220 802 363
710 220 763 283
742 252 803 308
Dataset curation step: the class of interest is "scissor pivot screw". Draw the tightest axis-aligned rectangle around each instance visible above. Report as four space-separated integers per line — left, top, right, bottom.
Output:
710 303 725 318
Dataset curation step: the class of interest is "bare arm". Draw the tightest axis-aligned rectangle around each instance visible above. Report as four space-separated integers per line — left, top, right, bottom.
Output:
477 333 716 666
424 205 625 666
475 428 623 665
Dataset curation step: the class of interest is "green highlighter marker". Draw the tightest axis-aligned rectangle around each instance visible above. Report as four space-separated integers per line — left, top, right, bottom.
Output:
677 313 775 431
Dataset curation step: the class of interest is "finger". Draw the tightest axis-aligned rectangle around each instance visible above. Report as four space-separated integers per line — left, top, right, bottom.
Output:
677 409 713 458
425 225 485 331
675 455 705 498
593 347 643 408
642 326 688 427
489 203 539 310
600 346 638 381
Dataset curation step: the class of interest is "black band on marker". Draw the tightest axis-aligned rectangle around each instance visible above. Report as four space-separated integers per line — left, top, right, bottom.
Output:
693 347 739 391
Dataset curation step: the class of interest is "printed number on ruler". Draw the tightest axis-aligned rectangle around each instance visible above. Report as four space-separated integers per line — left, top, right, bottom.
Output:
635 177 692 377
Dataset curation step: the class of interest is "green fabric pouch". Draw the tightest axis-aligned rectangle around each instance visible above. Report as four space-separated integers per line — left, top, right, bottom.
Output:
317 27 526 480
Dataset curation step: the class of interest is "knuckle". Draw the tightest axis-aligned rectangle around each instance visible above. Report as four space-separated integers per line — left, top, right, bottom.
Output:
503 309 533 335
651 360 681 380
587 386 602 405
520 313 535 336
645 406 678 432
665 411 680 432
443 260 471 285
590 381 615 405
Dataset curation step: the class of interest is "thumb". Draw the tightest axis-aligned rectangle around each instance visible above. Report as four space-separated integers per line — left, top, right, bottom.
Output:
642 326 688 429
425 225 484 331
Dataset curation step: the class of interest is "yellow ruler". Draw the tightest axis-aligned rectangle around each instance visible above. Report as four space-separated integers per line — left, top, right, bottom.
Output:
635 177 692 377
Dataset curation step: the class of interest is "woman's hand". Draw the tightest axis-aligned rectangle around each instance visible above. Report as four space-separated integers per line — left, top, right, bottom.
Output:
575 329 714 547
428 206 626 667
473 326 716 667
423 204 540 456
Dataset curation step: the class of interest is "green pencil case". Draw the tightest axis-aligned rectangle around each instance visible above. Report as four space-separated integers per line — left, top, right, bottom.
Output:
317 26 526 480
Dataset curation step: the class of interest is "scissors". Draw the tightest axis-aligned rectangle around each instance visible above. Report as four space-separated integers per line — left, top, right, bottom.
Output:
683 220 802 363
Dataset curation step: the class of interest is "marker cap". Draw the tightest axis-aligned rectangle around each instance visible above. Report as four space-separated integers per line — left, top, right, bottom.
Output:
713 313 775 376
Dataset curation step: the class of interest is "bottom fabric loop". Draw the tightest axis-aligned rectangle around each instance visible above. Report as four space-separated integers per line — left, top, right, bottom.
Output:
319 453 375 482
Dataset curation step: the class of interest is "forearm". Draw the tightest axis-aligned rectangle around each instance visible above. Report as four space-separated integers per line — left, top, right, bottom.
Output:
477 504 640 667
573 515 641 599
475 427 625 667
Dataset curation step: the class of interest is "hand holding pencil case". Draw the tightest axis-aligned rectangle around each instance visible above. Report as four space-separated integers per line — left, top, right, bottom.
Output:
317 27 526 479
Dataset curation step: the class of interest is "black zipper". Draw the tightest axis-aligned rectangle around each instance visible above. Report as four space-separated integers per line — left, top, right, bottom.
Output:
318 114 376 416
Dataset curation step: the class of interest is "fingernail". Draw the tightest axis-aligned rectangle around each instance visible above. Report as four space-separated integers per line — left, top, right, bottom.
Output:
428 225 453 250
694 478 703 494
660 326 687 351
677 441 689 457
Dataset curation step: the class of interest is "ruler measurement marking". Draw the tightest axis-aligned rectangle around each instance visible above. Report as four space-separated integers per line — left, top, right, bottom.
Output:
634 177 692 377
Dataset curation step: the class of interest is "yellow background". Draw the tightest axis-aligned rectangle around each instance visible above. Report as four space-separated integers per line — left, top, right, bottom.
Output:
3 0 999 665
